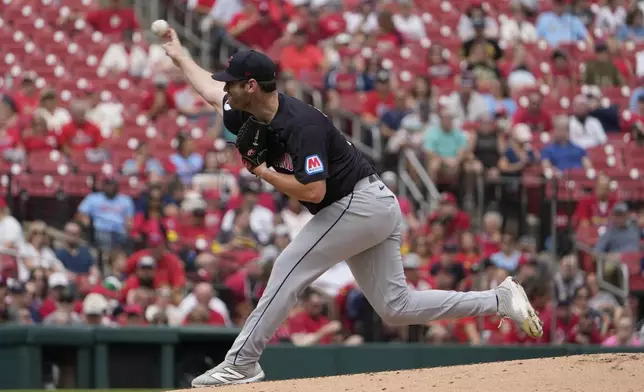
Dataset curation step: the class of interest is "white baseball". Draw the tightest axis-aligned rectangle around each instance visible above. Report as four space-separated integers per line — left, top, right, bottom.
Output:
151 19 170 36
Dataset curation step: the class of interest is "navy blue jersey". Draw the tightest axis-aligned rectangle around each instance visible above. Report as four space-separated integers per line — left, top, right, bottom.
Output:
222 93 375 214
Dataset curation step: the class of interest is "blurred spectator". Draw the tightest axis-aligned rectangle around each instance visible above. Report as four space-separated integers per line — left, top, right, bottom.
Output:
0 95 19 132
43 286 81 325
462 17 503 62
84 87 124 136
77 178 135 249
595 0 627 34
380 92 412 162
199 0 243 32
426 45 458 92
541 115 592 172
125 233 186 296
176 191 222 247
361 69 394 127
464 112 503 189
594 202 641 253
602 315 641 346
0 199 24 249
390 101 434 156
99 30 148 76
227 2 283 51
466 42 503 85
546 50 578 95
456 231 482 271
429 244 467 289
121 304 145 326
585 86 621 132
393 0 426 41
147 287 183 326
458 1 500 41
583 42 623 87
169 135 204 186
21 114 57 153
403 253 431 290
483 79 519 117
58 100 104 155
131 185 167 247
289 289 362 346
567 309 603 344
343 0 378 35
586 273 620 315
280 198 312 239
536 0 590 47
16 221 65 283
121 142 165 177
122 256 165 300
11 72 39 115
424 107 468 182
140 75 177 120
34 89 70 133
192 150 240 198
324 50 372 111
82 0 140 36
0 117 20 161
573 0 595 27
179 282 231 326
370 10 404 50
499 123 538 177
500 3 537 45
54 222 96 276
427 193 471 241
81 293 114 326
442 72 488 128
489 232 525 271
512 89 553 132
221 182 275 245
616 8 644 41
554 254 586 304
568 95 607 149
573 173 617 228
280 29 324 78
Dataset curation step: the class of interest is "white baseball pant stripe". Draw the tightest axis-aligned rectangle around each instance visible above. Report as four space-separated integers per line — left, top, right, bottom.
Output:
227 176 498 365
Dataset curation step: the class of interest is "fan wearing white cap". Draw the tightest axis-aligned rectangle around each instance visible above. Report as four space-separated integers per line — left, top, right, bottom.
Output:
82 293 116 327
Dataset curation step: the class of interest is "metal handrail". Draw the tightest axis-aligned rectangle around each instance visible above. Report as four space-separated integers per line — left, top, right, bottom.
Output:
397 148 440 219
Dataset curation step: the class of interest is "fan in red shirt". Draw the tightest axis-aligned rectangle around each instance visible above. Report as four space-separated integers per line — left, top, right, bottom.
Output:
84 0 140 36
479 210 502 257
295 5 346 45
21 114 57 152
57 101 103 154
361 69 395 125
572 173 617 228
124 233 186 293
512 89 553 133
176 196 221 249
0 126 19 153
567 310 603 344
545 49 578 96
130 185 168 246
11 72 39 115
288 289 346 345
225 246 277 311
455 231 482 271
227 2 283 51
426 45 458 91
140 75 177 120
181 282 226 326
120 256 166 301
371 10 404 51
280 29 325 78
0 95 20 149
426 193 471 242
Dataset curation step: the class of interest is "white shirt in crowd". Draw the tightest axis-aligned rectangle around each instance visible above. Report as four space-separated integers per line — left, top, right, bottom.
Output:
0 214 24 248
99 43 149 77
205 0 242 27
34 107 71 133
343 12 379 35
443 91 489 129
221 205 275 245
595 6 627 34
87 102 124 136
178 293 232 326
569 116 607 149
393 13 427 41
500 19 537 44
280 208 313 239
16 243 64 282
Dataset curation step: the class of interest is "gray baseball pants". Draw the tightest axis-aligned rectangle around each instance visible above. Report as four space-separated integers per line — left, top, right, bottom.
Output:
226 175 498 365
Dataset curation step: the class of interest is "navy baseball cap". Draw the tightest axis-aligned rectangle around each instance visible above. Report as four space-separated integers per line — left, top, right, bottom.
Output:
211 50 277 83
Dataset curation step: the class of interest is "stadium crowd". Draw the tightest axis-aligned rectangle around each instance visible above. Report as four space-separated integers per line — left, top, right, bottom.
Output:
0 0 643 348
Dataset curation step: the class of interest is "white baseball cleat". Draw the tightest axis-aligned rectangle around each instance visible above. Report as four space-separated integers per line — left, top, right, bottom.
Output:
495 277 543 338
191 361 265 388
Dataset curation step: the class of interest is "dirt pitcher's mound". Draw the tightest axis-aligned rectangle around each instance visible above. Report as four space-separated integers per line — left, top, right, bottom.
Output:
179 353 644 392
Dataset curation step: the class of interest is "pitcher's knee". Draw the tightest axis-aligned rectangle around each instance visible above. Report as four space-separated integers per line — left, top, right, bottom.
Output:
378 290 412 326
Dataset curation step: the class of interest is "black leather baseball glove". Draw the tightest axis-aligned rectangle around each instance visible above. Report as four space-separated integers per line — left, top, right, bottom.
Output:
235 116 269 171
